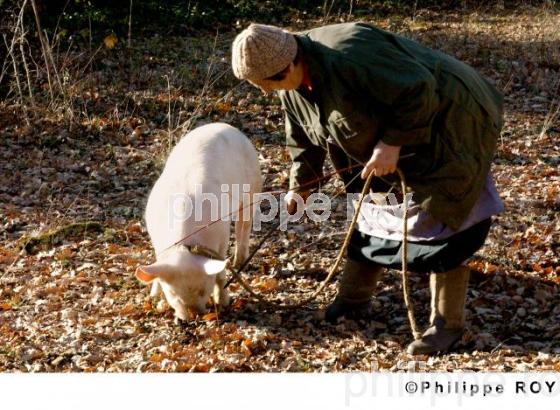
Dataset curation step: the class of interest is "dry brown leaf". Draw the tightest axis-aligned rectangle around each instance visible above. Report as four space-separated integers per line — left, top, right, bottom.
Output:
176 361 193 372
231 298 246 310
194 363 210 372
0 252 15 265
202 312 218 321
55 248 74 261
126 223 142 234
241 342 252 358
149 353 166 363
120 304 135 315
258 278 278 292
215 102 232 113
107 244 121 254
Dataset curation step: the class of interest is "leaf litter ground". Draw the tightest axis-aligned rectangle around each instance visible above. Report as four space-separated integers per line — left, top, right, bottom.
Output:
0 7 559 372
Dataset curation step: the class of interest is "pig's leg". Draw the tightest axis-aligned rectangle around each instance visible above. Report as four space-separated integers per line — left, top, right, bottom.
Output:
234 217 251 268
213 271 230 308
150 280 162 297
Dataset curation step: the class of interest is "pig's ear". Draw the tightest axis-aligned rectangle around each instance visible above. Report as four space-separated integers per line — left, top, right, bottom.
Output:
201 258 228 275
135 263 171 283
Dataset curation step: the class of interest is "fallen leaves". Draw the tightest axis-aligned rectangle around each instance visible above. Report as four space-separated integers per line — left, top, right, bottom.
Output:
230 298 247 310
120 303 136 315
468 260 500 275
241 339 253 357
0 250 16 265
255 277 279 293
149 352 166 363
214 102 232 113
0 303 13 311
202 312 219 322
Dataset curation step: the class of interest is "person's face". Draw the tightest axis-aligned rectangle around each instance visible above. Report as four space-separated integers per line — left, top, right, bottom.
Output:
249 62 304 94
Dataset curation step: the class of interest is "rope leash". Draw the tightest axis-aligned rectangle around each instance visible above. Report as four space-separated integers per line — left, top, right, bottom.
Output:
226 169 421 340
395 169 421 341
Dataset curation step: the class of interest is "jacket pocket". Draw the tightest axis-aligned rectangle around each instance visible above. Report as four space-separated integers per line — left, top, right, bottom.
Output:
326 110 379 161
327 110 362 140
301 121 329 149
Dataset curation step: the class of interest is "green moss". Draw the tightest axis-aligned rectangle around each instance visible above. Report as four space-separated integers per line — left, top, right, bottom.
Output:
18 221 105 254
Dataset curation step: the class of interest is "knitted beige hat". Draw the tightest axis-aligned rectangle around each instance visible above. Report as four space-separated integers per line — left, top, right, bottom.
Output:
232 23 297 81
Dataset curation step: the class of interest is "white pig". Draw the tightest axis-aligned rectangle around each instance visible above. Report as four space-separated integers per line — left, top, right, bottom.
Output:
135 123 262 320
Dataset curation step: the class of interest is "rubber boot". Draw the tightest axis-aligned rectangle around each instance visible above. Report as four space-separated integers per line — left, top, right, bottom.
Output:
324 258 384 323
407 265 471 355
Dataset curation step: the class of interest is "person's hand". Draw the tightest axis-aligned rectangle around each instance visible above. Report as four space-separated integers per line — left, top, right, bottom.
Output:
284 190 310 215
361 140 401 179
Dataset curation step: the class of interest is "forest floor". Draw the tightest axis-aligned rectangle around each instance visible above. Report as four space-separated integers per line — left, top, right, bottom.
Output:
0 5 559 372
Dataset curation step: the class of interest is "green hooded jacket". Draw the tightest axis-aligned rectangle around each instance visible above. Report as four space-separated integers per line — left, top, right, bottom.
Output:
279 22 503 230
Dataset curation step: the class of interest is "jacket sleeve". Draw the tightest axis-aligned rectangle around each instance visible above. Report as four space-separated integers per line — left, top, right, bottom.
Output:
347 45 440 147
284 110 326 191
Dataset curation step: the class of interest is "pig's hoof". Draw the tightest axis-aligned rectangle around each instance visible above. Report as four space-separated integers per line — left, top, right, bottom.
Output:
212 295 230 310
174 316 187 326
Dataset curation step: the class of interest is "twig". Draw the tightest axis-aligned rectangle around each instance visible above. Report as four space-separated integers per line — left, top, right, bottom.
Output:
76 44 103 79
164 74 173 153
4 33 29 124
52 0 72 43
128 0 133 48
322 0 337 22
18 14 34 106
0 0 28 88
88 14 92 53
30 0 54 101
42 29 65 101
